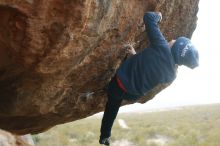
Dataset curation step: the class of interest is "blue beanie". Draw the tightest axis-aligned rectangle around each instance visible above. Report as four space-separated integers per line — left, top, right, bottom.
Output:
171 37 199 69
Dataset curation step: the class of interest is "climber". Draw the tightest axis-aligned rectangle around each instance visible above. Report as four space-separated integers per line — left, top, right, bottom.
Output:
99 12 199 145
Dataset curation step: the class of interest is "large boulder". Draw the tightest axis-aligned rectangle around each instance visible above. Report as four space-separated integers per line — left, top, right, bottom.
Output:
0 0 199 134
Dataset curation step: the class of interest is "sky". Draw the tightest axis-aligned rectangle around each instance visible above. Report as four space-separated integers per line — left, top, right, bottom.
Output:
120 0 220 112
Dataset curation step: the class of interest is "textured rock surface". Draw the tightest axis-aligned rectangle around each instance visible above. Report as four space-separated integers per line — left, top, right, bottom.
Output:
0 129 34 146
0 0 199 134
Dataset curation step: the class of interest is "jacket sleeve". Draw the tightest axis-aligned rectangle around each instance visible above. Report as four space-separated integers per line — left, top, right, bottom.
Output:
143 12 168 48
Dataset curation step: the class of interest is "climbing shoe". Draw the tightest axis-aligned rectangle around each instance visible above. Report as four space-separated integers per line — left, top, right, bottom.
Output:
99 137 110 145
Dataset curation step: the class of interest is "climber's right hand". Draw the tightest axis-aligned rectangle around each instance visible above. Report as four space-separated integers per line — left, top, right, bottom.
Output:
156 12 162 22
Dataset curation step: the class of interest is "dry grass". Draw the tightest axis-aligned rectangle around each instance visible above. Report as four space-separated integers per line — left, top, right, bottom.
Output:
33 103 220 146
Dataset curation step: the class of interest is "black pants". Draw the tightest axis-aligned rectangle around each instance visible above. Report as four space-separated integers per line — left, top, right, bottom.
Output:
100 76 138 139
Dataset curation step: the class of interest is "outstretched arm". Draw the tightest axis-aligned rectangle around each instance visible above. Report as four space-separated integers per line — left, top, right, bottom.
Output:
143 12 168 48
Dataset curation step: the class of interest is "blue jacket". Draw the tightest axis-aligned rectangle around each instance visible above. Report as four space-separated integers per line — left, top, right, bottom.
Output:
116 12 177 99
